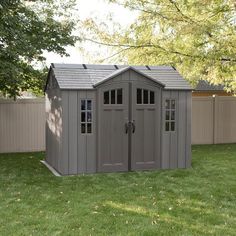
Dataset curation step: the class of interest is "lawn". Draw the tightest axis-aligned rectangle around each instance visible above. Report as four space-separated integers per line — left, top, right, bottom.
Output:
0 145 235 236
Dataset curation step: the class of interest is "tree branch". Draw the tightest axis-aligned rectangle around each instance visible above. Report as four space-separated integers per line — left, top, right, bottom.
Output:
84 38 236 63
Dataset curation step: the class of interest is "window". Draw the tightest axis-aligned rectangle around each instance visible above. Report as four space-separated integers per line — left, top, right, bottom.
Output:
104 91 109 104
81 99 92 134
137 88 155 104
103 89 123 104
165 99 175 132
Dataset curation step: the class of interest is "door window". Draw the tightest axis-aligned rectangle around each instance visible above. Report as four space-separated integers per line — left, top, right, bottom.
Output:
137 88 155 104
103 89 123 104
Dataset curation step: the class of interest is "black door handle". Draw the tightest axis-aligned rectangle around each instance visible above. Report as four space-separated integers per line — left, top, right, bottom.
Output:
125 122 129 133
132 120 135 133
125 121 135 134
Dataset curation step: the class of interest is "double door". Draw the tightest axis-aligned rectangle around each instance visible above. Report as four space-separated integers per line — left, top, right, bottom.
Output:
98 81 161 172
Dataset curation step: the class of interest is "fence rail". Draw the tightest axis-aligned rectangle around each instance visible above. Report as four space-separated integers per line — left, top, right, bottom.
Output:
0 97 235 153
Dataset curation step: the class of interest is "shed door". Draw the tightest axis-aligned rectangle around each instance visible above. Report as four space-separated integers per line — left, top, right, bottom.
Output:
98 82 161 172
131 83 161 170
98 83 129 172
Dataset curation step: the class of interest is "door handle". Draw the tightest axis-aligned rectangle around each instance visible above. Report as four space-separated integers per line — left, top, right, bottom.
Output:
125 120 135 133
132 120 135 133
125 122 129 134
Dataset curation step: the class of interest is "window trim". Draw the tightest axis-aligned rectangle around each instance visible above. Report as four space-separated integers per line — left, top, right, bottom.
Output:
80 99 93 134
165 99 176 132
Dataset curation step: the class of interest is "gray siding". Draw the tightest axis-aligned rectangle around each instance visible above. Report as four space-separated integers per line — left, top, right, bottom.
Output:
161 90 192 169
45 79 62 173
45 65 192 175
60 90 96 175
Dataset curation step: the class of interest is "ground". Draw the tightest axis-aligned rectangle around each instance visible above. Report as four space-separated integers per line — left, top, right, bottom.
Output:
0 144 235 236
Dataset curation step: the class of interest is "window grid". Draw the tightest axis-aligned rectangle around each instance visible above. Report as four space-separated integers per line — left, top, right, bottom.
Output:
81 99 92 134
165 99 175 132
103 89 123 104
137 88 155 104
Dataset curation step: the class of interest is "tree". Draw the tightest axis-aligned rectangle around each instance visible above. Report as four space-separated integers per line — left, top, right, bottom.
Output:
83 0 236 91
0 0 77 98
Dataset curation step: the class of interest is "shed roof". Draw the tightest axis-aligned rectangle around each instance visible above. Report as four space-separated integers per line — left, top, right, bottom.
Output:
194 80 224 91
49 63 192 90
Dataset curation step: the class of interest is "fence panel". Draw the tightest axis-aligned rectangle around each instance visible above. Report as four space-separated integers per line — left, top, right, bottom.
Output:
192 97 214 144
0 99 45 153
215 97 236 144
192 96 236 144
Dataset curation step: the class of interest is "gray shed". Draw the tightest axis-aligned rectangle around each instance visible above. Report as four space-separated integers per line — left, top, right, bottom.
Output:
45 63 192 175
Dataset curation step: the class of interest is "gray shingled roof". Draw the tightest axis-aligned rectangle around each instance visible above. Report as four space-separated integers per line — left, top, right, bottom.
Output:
51 63 192 90
195 80 224 91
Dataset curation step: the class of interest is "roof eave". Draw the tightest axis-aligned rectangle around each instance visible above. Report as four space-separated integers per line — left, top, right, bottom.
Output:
44 66 53 93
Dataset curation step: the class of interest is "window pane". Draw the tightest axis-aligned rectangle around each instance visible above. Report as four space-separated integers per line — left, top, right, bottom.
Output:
81 123 86 133
87 112 92 122
137 89 142 104
87 100 92 110
165 110 170 120
81 112 86 122
165 122 169 131
165 99 170 109
104 91 109 104
171 111 175 120
143 90 148 104
111 90 115 104
150 91 155 104
171 100 175 109
171 122 175 131
117 89 122 104
81 100 86 110
87 123 92 133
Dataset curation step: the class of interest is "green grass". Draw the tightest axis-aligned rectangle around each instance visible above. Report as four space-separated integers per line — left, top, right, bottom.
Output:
0 145 235 236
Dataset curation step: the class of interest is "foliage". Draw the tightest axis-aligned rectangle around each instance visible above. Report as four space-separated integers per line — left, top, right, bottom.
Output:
0 0 77 98
83 0 236 91
0 144 236 235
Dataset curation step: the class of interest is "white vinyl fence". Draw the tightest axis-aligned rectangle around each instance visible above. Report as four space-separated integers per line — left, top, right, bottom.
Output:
192 96 236 144
0 96 236 153
0 99 45 153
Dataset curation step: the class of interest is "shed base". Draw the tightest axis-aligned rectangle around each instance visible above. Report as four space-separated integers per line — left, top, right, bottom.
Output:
40 160 61 177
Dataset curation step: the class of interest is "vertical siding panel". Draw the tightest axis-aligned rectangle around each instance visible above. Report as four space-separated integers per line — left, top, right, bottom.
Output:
45 92 51 165
68 91 78 174
169 91 178 169
161 91 170 169
46 86 62 173
177 92 186 168
61 91 69 175
86 91 96 173
156 87 162 169
77 91 87 173
185 92 192 168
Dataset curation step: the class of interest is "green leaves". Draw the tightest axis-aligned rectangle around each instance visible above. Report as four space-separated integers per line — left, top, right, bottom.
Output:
0 0 77 98
84 0 236 92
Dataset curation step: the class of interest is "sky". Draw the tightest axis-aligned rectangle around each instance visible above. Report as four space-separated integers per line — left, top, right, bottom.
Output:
44 0 137 65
